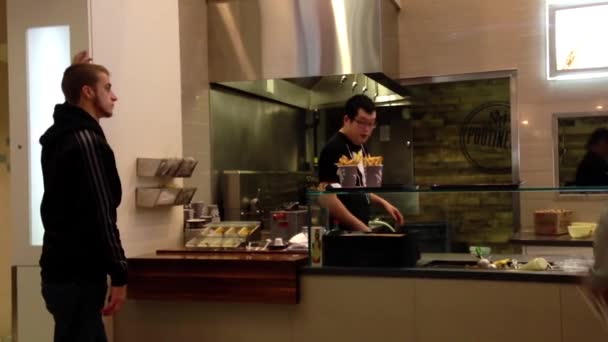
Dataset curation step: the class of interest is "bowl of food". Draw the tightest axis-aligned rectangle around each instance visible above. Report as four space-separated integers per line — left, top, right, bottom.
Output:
570 222 597 233
567 224 594 239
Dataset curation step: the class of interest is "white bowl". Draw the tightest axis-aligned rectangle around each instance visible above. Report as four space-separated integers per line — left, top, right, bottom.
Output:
570 222 598 233
567 224 594 239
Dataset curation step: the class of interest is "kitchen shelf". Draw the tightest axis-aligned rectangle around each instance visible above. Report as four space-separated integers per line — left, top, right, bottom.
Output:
136 187 197 207
136 157 198 177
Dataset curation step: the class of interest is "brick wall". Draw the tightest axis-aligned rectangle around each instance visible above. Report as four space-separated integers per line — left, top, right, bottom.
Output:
405 79 515 249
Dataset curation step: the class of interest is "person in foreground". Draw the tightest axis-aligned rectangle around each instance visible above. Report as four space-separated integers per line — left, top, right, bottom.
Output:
574 128 608 187
590 208 608 297
39 50 126 342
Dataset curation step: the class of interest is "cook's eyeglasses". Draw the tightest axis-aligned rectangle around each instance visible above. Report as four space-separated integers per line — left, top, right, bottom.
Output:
354 119 377 129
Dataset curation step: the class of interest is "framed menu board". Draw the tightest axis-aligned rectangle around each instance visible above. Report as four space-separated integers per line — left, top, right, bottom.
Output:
547 1 608 79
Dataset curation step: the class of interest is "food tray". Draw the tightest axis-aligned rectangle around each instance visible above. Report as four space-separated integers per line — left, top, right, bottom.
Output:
184 221 261 248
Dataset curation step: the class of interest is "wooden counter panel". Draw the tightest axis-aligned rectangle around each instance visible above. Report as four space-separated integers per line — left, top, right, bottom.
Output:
127 251 308 304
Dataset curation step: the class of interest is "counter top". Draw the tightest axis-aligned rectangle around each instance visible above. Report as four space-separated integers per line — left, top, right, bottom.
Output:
137 250 307 262
511 232 594 247
302 253 589 284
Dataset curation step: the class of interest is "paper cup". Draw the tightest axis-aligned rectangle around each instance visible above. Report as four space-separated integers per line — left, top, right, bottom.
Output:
337 165 359 187
365 165 383 187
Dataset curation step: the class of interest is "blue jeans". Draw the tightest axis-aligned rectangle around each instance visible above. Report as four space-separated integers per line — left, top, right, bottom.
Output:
42 280 108 342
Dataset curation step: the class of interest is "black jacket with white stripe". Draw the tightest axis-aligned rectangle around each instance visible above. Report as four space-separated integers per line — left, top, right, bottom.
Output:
39 103 127 286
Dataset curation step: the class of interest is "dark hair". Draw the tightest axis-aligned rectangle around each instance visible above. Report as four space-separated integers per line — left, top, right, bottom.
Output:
61 63 110 104
586 128 608 150
345 95 375 120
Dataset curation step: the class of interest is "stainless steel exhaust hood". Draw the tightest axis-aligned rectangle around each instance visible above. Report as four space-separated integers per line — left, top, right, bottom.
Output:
208 0 400 85
216 73 410 110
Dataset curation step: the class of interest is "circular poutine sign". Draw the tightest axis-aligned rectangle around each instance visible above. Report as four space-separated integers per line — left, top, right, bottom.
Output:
459 102 511 174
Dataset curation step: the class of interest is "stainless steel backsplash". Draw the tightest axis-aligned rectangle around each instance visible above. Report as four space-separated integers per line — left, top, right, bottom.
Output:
220 170 313 224
211 86 306 172
211 87 311 217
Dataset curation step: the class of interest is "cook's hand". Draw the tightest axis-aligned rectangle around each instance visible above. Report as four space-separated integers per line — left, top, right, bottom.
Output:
72 50 93 64
102 285 127 316
383 202 404 226
359 223 373 233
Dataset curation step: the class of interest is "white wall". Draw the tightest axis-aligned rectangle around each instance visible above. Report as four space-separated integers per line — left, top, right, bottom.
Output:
0 0 10 333
0 107 10 339
0 0 11 336
7 0 89 267
7 0 89 340
88 0 184 256
8 0 185 265
179 0 212 205
7 0 184 340
398 0 608 228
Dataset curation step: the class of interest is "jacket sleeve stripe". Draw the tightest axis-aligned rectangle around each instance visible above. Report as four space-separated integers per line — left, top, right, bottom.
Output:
75 130 127 270
83 131 126 266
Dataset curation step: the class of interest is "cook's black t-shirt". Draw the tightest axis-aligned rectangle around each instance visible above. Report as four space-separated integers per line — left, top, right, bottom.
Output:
318 132 370 230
